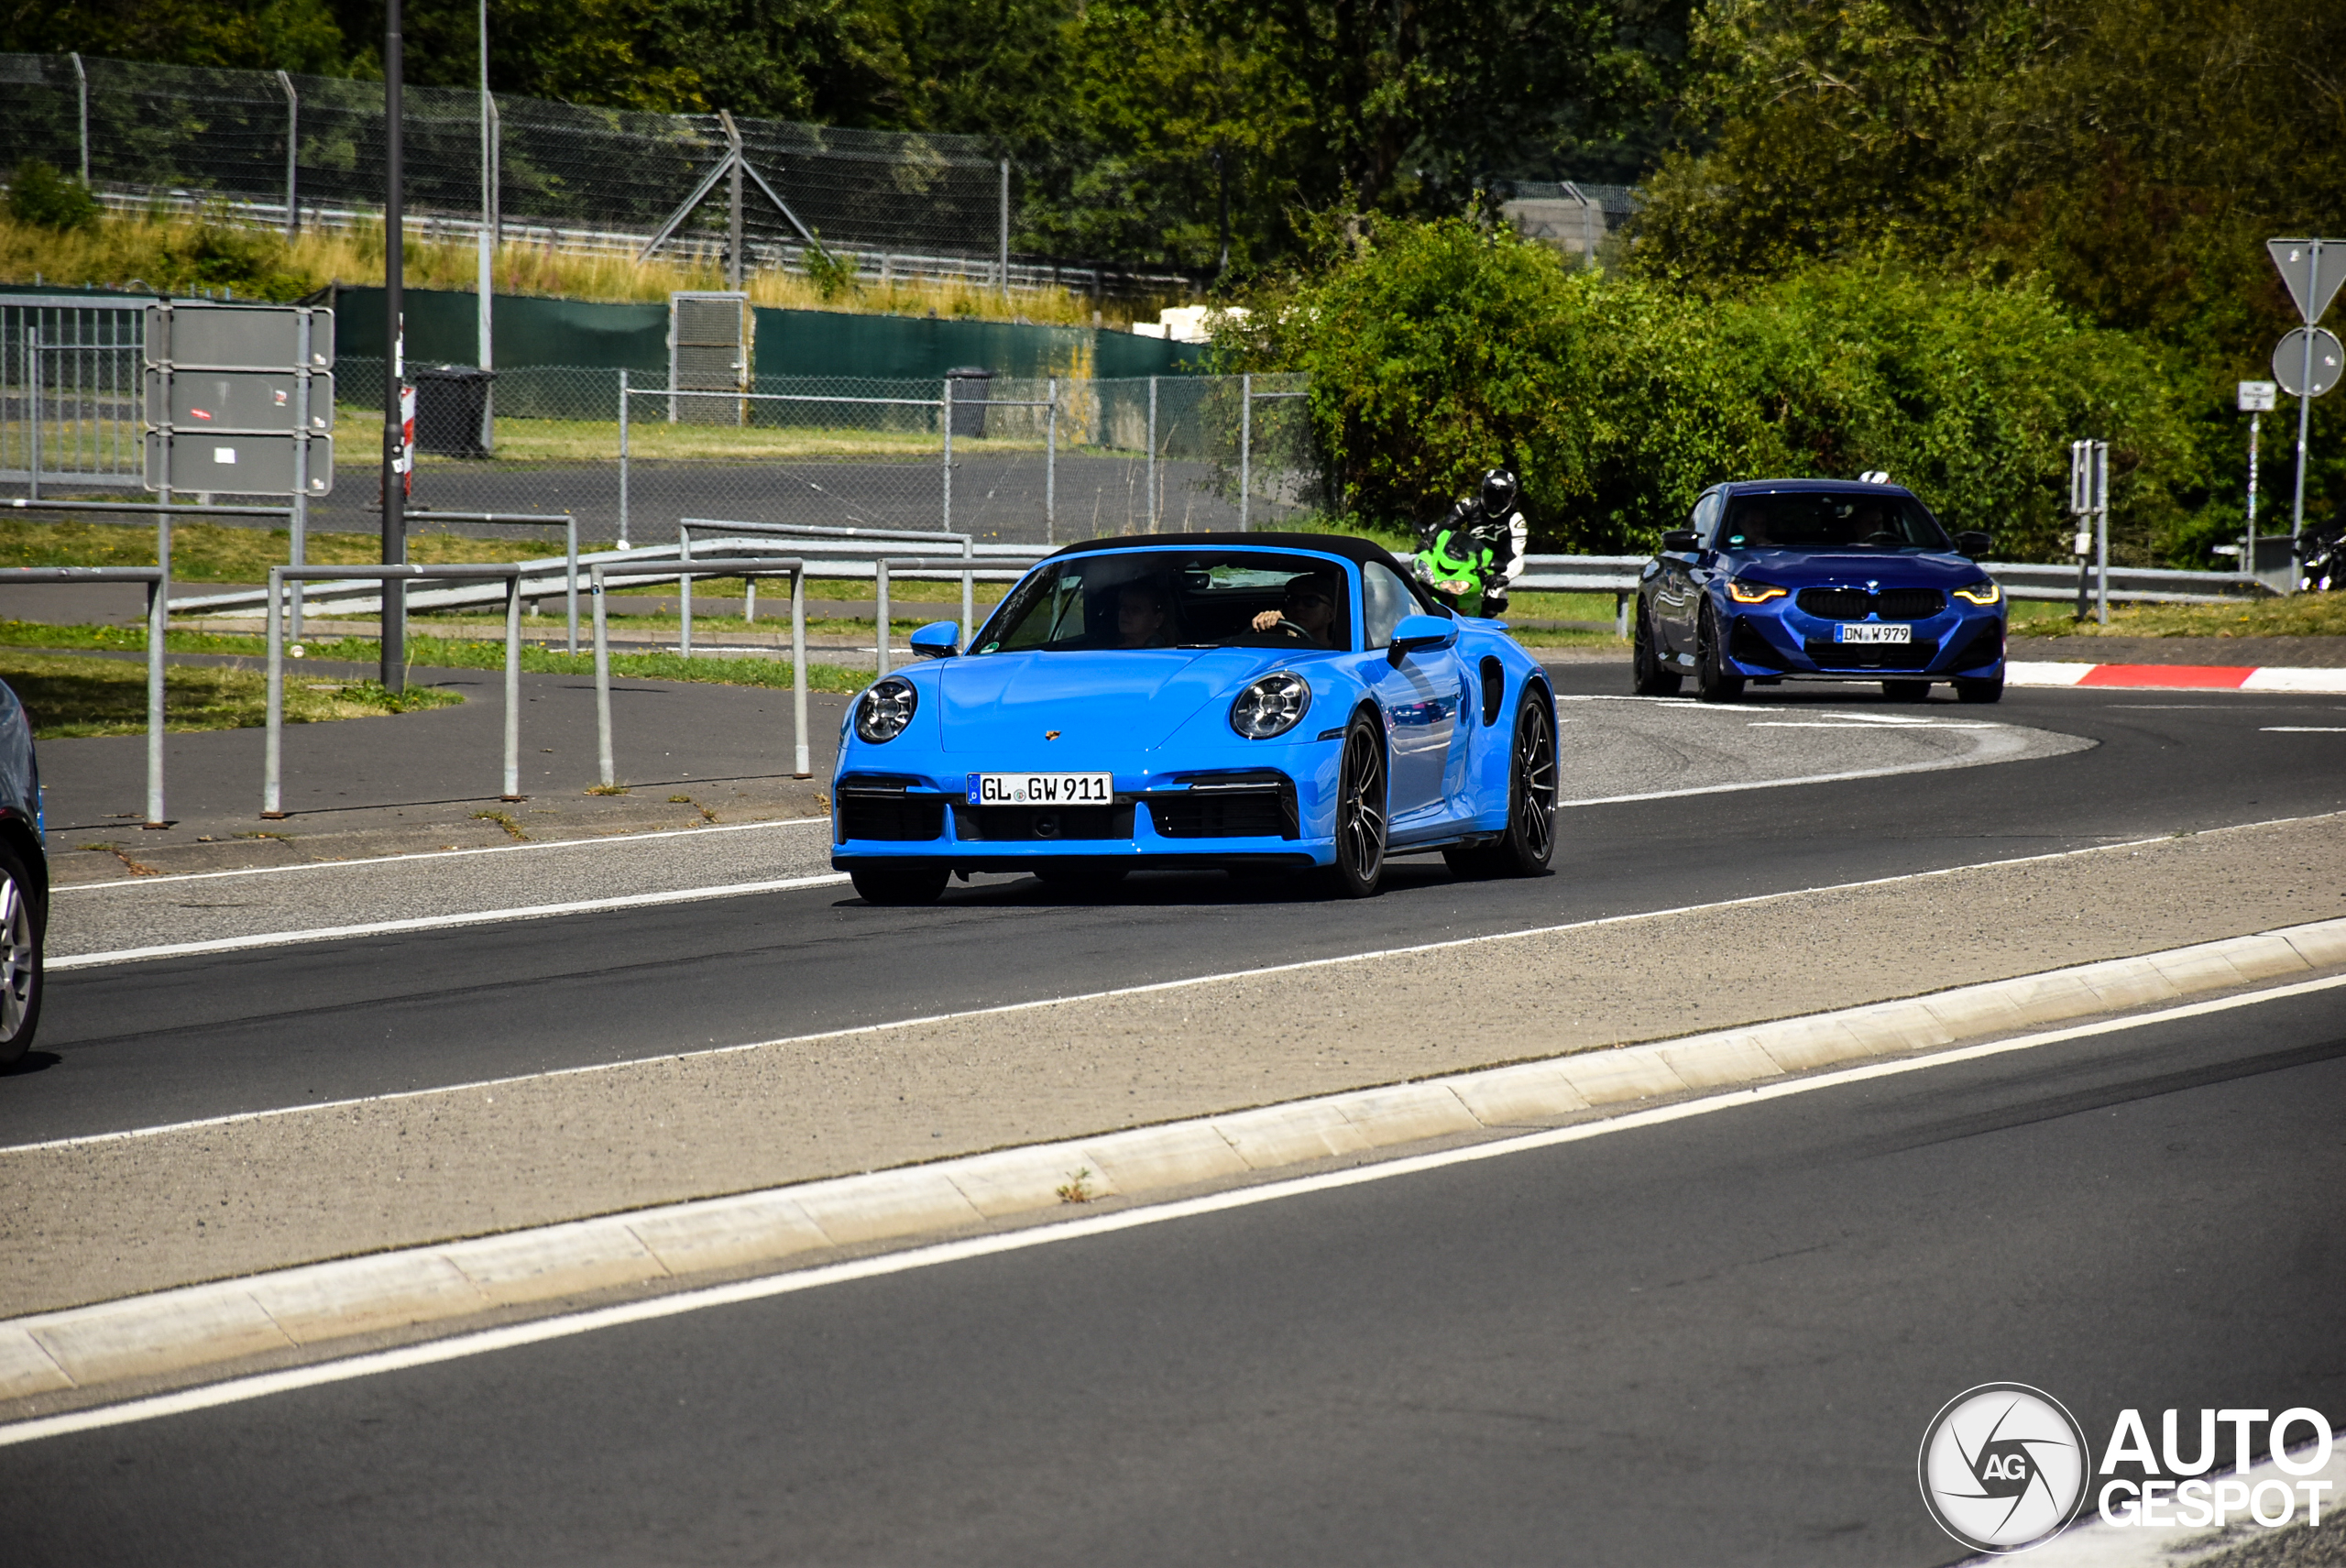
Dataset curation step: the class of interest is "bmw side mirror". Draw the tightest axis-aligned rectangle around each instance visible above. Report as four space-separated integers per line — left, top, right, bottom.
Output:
1954 531 1990 559
1661 529 1701 554
1388 614 1459 662
909 620 959 659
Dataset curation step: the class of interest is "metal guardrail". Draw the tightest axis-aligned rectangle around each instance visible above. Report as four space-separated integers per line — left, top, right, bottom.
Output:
0 565 169 827
588 558 811 785
677 519 976 657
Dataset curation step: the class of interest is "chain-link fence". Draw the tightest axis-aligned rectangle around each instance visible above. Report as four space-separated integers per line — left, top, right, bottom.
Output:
0 52 1195 298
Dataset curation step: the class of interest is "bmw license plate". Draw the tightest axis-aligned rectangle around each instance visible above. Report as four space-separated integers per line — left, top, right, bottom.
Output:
1836 624 1913 644
967 772 1114 806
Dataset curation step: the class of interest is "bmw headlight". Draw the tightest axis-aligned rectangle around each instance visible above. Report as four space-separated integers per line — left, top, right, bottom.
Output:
1229 672 1311 740
1727 578 1787 604
1953 578 2002 606
854 677 919 743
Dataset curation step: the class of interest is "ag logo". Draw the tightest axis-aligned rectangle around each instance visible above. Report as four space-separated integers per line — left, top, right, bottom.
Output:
1918 1384 2088 1554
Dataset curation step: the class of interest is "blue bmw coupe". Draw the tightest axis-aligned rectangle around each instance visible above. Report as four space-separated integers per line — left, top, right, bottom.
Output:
1633 479 2006 704
831 532 1559 905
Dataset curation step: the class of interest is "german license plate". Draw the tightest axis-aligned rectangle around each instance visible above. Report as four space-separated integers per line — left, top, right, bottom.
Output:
967 772 1114 806
1836 624 1913 644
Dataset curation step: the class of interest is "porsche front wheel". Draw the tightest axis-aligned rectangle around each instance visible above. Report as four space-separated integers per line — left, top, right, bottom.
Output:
1326 715 1387 898
1444 695 1557 879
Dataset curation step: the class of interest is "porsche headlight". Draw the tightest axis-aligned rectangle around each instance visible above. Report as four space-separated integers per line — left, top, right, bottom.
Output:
1953 578 2002 606
1727 578 1787 604
853 677 919 743
1229 672 1311 740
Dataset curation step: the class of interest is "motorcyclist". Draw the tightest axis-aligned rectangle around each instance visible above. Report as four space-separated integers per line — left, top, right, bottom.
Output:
1413 467 1529 617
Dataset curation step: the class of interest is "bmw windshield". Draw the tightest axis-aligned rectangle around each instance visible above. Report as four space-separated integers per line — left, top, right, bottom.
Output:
975 550 1354 653
1721 491 1952 552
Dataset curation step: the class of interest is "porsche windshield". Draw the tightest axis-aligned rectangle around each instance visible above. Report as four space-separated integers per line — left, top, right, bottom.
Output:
1721 491 1951 552
976 551 1354 653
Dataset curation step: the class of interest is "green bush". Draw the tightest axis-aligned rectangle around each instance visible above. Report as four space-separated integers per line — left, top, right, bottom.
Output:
1222 217 2210 563
5 160 101 233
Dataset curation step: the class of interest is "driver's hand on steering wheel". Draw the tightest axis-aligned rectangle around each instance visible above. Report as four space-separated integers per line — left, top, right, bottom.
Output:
1251 609 1291 632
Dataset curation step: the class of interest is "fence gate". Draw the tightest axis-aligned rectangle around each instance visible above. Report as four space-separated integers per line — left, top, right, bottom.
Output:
3 295 149 492
668 291 749 424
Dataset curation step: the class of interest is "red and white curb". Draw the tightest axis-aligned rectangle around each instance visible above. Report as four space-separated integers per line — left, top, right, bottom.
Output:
2009 660 2346 694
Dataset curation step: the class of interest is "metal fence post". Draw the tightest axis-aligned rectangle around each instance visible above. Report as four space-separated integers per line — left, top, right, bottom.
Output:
1239 372 1251 532
617 369 630 548
278 70 299 236
26 332 40 504
940 378 954 536
960 534 973 651
998 159 1011 302
263 566 285 818
592 565 615 785
1146 376 1158 532
72 54 89 186
875 559 892 677
679 522 694 658
502 571 523 799
791 565 810 778
148 356 172 830
1046 377 1058 545
2096 443 2110 626
145 577 164 827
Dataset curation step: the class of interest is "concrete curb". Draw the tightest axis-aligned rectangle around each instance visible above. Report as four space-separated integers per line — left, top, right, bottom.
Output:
7 915 2344 1405
2008 660 2346 693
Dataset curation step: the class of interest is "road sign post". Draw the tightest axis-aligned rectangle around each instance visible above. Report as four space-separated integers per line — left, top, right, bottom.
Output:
2266 238 2346 581
2238 380 2276 585
2068 438 2109 624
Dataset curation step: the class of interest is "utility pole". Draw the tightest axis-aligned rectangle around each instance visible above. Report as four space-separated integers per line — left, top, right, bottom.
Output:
382 0 407 691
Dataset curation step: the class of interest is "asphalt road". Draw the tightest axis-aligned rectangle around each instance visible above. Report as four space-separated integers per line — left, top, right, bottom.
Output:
12 670 2346 1146
5 980 2339 1566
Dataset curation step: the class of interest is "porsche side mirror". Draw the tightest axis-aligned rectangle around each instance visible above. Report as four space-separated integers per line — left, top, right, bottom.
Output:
1661 529 1701 554
909 620 959 659
1954 531 1990 559
1389 614 1459 662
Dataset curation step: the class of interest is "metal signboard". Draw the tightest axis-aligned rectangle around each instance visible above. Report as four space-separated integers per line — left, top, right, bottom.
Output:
2273 327 2343 399
145 431 333 495
146 369 334 433
144 303 334 370
2238 380 2277 411
2267 238 2346 326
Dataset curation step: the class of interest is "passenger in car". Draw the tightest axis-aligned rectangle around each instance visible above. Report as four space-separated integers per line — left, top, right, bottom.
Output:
1116 581 1177 647
1250 572 1340 646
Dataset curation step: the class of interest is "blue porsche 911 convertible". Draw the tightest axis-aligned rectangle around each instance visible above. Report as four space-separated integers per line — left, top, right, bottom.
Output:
831 532 1559 905
1634 478 2007 704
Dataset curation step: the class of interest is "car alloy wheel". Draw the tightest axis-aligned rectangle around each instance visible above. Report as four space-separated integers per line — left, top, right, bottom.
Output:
1329 715 1387 898
1695 605 1745 704
0 851 42 1069
1632 602 1682 696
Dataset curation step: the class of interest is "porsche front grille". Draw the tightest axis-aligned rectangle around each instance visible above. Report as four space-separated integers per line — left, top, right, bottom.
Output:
952 804 1135 841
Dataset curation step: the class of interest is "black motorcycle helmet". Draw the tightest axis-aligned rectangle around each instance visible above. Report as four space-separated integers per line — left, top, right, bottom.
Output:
1479 468 1519 517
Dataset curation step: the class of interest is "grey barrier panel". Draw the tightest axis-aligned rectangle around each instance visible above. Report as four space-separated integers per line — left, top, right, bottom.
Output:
0 566 168 827
147 304 335 370
589 557 810 786
146 368 334 433
144 430 332 496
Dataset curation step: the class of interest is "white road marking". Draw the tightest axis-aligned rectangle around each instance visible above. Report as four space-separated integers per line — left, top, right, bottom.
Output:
6 969 2340 1449
19 809 2332 1157
49 872 851 971
2261 727 2346 733
57 816 831 893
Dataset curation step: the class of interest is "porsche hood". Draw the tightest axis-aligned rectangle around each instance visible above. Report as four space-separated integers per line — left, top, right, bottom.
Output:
933 647 1295 754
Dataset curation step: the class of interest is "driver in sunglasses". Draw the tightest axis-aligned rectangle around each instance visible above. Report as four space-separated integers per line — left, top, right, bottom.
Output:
1250 573 1339 647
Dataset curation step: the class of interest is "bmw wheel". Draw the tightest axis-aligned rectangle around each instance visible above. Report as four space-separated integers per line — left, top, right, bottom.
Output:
1632 602 1682 696
1694 605 1745 704
1326 714 1387 898
0 845 43 1070
1445 693 1557 879
849 863 950 905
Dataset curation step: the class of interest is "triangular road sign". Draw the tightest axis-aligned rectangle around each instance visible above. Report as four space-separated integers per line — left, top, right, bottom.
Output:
2268 238 2346 324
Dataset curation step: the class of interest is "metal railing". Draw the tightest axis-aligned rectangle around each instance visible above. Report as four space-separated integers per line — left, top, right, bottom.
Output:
0 565 167 825
676 520 978 656
395 509 579 652
587 557 811 785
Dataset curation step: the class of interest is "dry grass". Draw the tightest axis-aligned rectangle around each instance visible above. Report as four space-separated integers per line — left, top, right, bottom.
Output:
2012 592 2346 640
0 649 459 738
2 208 1155 327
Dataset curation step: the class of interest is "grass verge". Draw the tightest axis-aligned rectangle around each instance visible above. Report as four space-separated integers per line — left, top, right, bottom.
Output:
2011 593 2346 640
0 650 459 739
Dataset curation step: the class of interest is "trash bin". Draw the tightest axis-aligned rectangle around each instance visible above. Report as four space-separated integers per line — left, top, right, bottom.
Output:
945 367 993 439
412 365 496 458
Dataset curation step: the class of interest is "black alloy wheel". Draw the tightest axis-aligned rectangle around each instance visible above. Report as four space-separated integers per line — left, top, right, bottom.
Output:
1882 679 1932 702
1954 674 2004 704
1327 714 1387 898
1444 692 1558 879
849 863 951 905
1632 601 1683 696
0 845 42 1069
1694 605 1745 703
